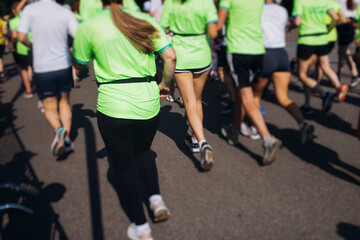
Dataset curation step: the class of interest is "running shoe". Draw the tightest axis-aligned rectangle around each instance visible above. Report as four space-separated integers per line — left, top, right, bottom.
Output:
300 105 314 116
200 142 214 171
177 97 183 105
51 127 67 156
37 100 45 113
260 105 266 115
220 102 234 115
240 122 261 140
184 136 200 153
127 223 154 240
322 92 334 113
336 84 349 102
350 76 360 88
165 94 175 102
64 140 74 153
150 196 170 223
300 123 315 146
73 76 80 88
262 136 282 166
221 124 239 146
23 92 33 98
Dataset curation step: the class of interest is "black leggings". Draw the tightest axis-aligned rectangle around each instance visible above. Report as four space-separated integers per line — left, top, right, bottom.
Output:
97 111 160 225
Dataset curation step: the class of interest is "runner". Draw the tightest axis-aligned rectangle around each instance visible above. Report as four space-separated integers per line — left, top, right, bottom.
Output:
18 0 79 156
292 0 349 114
0 16 7 80
336 0 360 87
160 0 218 171
218 0 282 166
352 2 360 88
72 1 175 239
252 0 314 146
8 0 33 98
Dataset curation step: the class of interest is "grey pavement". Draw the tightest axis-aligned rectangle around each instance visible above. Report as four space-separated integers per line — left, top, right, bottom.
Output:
0 45 360 240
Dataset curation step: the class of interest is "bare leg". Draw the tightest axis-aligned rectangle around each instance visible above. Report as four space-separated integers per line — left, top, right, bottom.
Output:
345 47 358 77
42 96 61 131
218 66 235 102
20 68 32 93
58 92 72 140
319 55 340 88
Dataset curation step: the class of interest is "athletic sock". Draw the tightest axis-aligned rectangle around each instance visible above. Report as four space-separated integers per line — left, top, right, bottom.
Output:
263 135 272 146
191 137 198 144
65 140 71 146
335 84 340 89
135 222 151 237
199 140 207 148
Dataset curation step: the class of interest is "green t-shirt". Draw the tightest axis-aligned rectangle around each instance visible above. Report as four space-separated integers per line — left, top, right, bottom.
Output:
292 0 333 46
356 5 360 39
73 9 171 120
79 0 103 21
160 0 218 70
325 0 340 42
8 14 32 56
123 0 140 11
219 0 265 55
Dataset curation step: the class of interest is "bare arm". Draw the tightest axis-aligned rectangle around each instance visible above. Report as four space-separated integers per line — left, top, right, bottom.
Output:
17 32 32 48
16 0 27 13
294 16 301 27
71 57 87 70
339 10 347 24
217 8 228 31
158 46 176 95
11 30 17 51
207 23 217 40
328 9 339 24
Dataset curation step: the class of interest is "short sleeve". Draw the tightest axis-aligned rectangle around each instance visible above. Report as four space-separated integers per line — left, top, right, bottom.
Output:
18 7 31 34
357 5 360 21
149 18 171 53
159 0 170 29
206 1 218 25
72 24 92 64
326 0 334 12
292 0 302 17
219 0 231 11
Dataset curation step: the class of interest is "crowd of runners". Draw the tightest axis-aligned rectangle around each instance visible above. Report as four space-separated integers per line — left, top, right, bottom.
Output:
0 0 359 239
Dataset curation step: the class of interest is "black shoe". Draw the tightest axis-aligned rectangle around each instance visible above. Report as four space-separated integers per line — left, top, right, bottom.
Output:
300 123 315 146
322 92 335 113
300 105 314 116
184 136 200 153
200 142 214 171
350 76 360 88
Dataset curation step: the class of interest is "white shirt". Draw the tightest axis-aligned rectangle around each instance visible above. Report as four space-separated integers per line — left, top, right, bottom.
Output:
336 0 360 18
261 3 288 49
18 0 78 73
150 0 162 14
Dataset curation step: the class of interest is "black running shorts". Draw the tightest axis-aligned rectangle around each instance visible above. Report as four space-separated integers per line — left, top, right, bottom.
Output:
216 45 228 68
297 44 329 60
337 24 355 47
175 64 211 74
227 53 264 88
13 52 32 70
34 67 73 100
0 45 5 58
260 48 291 78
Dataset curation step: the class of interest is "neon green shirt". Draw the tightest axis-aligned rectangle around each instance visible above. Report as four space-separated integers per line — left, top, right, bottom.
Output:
160 0 218 70
79 0 103 21
8 14 32 56
326 0 340 42
292 0 333 46
356 5 360 39
123 0 140 11
73 9 171 120
219 0 265 55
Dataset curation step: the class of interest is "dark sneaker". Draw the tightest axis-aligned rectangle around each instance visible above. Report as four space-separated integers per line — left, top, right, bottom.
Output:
221 124 239 146
200 142 213 171
262 137 282 166
185 136 200 153
220 102 234 115
300 105 314 116
322 92 335 113
300 123 314 146
336 84 349 102
51 127 67 156
64 140 74 153
350 76 360 88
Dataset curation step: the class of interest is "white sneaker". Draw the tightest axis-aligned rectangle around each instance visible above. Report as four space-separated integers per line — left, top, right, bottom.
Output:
127 223 154 240
149 195 170 223
240 122 260 140
165 94 174 102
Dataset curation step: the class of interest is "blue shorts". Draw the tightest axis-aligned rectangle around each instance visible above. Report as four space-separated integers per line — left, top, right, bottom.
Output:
34 67 73 100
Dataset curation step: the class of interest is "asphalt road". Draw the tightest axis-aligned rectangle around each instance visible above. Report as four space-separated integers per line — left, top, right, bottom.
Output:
0 47 359 240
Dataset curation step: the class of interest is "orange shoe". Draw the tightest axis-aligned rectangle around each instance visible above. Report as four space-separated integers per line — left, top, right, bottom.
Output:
336 85 349 102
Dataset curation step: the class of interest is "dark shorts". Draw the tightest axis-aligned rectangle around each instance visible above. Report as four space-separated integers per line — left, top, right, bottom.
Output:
0 45 5 58
227 53 263 88
34 67 73 100
337 24 355 46
327 41 336 54
260 48 291 78
216 45 228 68
297 44 329 60
175 64 211 74
13 52 32 70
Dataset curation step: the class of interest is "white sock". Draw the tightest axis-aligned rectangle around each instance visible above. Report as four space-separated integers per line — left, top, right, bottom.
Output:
191 137 198 144
136 222 151 237
149 194 163 208
199 140 206 148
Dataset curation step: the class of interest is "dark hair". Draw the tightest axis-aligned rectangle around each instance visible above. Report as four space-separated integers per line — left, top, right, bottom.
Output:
102 0 160 54
347 0 356 10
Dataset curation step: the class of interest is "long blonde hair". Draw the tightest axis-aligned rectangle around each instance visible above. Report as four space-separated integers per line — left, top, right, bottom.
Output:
108 1 160 54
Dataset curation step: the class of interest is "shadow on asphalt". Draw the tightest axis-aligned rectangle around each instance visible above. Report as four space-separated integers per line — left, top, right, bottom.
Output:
267 123 360 187
337 222 360 240
0 83 68 239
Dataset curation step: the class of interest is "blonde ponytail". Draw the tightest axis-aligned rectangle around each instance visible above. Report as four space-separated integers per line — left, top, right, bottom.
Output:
110 2 159 54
